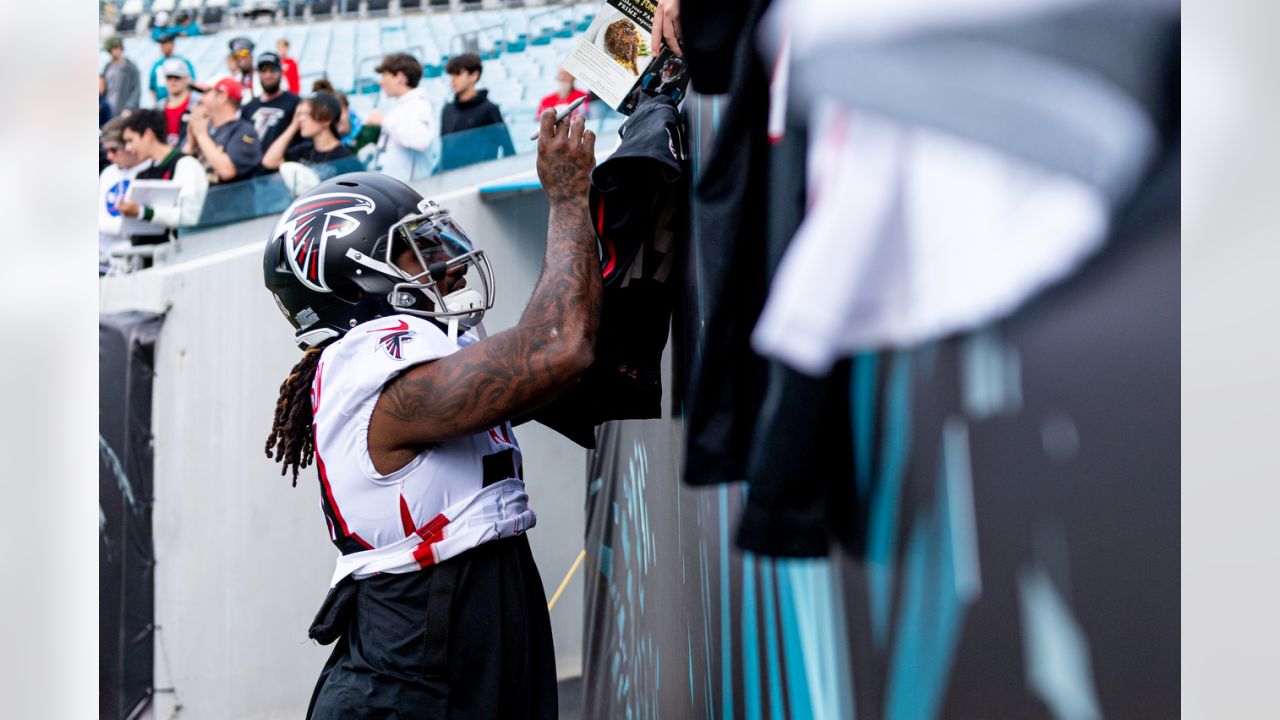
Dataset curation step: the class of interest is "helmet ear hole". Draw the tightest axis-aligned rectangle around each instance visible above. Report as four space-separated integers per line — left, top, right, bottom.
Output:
274 236 290 271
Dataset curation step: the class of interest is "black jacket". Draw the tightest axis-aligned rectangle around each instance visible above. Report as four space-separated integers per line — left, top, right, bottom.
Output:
439 90 516 170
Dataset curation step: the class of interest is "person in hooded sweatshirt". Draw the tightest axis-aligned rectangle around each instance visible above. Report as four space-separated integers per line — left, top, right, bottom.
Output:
439 53 516 171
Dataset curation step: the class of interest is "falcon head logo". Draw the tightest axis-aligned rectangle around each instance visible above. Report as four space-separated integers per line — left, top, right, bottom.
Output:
368 319 414 360
273 192 377 292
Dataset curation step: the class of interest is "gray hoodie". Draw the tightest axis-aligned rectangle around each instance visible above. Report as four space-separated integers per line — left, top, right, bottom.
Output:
103 58 142 115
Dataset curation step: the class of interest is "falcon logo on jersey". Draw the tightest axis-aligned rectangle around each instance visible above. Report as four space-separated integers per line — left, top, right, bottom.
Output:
273 192 376 292
368 319 415 360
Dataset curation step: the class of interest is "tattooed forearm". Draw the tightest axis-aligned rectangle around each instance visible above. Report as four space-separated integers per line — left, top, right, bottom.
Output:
370 113 601 456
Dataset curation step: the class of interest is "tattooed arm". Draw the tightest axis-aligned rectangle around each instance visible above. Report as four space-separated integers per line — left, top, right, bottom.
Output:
367 109 600 474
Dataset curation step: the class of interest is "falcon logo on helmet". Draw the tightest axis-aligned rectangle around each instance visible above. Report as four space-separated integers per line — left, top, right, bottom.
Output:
274 193 377 292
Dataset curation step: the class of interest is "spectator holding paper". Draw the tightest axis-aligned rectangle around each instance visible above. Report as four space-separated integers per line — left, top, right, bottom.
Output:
114 109 209 246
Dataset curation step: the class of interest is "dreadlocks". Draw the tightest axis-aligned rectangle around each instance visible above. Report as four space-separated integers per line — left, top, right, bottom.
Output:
265 341 332 485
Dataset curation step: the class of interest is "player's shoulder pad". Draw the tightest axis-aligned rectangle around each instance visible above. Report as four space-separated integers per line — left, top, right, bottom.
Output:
345 314 458 367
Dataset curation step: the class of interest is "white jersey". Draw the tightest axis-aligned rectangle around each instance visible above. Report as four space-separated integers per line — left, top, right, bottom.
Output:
311 314 534 585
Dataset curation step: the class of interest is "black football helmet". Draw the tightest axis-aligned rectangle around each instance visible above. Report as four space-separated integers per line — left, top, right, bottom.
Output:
263 172 495 348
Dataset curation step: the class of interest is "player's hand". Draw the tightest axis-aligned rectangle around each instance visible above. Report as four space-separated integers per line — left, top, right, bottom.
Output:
535 108 595 206
116 200 141 218
365 108 384 126
651 0 682 57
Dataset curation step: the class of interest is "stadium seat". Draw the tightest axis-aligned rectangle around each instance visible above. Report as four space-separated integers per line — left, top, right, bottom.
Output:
310 0 335 18
202 0 227 28
367 0 391 15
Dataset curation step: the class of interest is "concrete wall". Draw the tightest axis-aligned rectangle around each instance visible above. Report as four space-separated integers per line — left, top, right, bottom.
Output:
100 179 588 719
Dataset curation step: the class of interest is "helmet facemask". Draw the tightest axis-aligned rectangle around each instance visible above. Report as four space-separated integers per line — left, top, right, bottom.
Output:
379 201 495 342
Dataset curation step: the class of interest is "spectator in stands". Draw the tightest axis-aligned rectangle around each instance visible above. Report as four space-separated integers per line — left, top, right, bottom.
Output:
148 10 173 43
262 92 355 172
312 78 358 140
182 78 262 183
276 38 301 95
536 68 590 120
101 36 140 117
149 34 195 105
228 37 256 101
364 52 436 182
98 116 151 269
440 53 516 171
116 109 209 246
171 10 202 37
242 51 301 155
160 59 194 146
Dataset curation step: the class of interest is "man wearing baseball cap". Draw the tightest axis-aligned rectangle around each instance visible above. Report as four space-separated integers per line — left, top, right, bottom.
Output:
227 37 256 102
242 51 301 156
148 33 195 105
182 77 262 183
160 59 194 146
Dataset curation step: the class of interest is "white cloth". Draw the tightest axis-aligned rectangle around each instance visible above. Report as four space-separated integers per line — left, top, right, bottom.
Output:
372 87 438 182
97 155 209 238
312 314 533 584
98 160 150 259
328 479 534 587
751 100 1108 376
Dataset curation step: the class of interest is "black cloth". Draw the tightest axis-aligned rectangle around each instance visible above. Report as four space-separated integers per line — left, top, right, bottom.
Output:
679 2 757 94
519 95 687 448
680 0 774 486
130 148 185 246
439 90 516 171
306 534 557 720
207 117 263 181
242 92 301 157
285 140 356 166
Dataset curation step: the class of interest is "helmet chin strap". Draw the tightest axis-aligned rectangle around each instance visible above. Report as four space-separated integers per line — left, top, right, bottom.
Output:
441 287 486 343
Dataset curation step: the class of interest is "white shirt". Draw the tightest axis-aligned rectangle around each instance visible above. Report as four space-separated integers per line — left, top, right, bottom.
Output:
97 154 210 239
372 87 438 182
311 314 534 586
98 159 151 259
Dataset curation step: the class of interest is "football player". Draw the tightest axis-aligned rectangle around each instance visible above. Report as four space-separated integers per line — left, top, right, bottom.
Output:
263 110 598 718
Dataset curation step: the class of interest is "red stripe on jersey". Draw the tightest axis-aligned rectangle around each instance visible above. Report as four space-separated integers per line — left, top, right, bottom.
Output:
412 541 437 568
398 495 415 537
415 513 450 541
410 513 451 568
311 361 324 414
597 199 617 279
314 431 372 550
